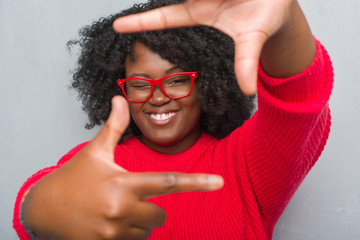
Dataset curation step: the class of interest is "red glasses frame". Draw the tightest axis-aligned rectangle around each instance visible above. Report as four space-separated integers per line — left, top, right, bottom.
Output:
117 72 199 103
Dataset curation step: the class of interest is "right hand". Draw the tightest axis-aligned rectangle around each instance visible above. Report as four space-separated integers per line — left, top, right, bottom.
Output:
23 96 224 240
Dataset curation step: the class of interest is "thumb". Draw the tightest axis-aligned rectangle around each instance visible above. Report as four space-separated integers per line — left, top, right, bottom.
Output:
88 96 130 155
233 31 267 96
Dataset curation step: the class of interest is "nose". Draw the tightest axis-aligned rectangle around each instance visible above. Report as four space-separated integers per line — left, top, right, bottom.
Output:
148 86 171 105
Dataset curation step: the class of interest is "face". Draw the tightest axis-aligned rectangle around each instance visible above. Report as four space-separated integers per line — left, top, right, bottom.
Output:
125 42 201 154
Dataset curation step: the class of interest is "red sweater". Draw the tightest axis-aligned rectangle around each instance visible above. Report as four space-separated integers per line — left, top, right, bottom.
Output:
13 39 333 240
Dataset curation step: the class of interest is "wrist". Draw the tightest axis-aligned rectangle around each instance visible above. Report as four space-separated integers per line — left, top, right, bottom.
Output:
260 0 315 78
20 184 39 239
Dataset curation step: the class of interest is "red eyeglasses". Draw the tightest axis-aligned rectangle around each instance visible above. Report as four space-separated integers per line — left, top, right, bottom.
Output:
117 72 199 103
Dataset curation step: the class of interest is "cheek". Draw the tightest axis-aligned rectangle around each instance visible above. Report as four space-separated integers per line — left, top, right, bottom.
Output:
185 97 200 112
186 87 201 112
128 103 143 124
180 94 202 122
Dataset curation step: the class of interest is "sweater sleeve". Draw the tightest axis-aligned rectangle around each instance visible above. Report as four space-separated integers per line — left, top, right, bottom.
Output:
243 38 333 226
13 142 88 239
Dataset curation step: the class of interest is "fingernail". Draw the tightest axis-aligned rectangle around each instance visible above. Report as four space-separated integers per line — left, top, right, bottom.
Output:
207 175 224 189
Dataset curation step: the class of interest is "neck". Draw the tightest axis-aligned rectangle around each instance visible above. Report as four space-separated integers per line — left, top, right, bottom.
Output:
139 126 201 155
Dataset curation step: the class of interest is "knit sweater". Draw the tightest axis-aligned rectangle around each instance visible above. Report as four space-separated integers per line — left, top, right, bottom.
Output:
13 39 333 240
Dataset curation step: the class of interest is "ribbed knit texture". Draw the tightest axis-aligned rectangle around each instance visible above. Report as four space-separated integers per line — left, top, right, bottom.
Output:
13 39 333 240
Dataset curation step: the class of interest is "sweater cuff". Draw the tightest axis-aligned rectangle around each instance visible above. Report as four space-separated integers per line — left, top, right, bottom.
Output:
13 142 88 239
19 184 39 239
257 38 334 113
13 166 59 240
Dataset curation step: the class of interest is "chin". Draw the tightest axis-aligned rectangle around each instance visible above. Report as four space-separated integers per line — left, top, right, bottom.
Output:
148 135 182 146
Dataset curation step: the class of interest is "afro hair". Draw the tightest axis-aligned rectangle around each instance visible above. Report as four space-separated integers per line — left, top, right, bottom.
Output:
68 0 255 140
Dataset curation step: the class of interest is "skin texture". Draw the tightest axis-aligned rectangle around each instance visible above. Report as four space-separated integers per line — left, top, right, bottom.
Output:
23 0 316 239
125 42 202 154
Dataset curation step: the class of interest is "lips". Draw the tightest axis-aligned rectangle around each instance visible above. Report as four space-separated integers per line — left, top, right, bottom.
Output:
148 112 177 120
145 111 178 125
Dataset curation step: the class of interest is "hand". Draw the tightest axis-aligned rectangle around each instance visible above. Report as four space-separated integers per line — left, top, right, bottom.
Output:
23 96 224 240
113 0 295 95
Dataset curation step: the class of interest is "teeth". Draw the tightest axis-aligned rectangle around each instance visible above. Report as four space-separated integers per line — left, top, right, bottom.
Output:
149 112 176 120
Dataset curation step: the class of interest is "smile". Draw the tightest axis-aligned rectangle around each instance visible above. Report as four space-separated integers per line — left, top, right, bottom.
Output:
148 112 177 121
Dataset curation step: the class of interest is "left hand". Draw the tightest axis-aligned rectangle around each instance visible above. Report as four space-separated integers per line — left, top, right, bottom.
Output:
113 0 294 95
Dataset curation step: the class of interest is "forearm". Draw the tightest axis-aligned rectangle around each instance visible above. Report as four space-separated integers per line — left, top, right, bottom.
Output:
14 167 59 239
13 145 85 239
260 0 316 78
248 39 333 223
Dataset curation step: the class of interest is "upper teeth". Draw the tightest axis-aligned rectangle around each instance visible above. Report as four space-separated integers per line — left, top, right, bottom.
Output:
149 112 176 120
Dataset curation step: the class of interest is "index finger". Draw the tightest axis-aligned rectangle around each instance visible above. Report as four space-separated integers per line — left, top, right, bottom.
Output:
113 4 196 33
129 172 224 200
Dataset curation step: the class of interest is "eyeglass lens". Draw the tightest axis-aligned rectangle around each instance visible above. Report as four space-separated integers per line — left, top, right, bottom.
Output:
124 74 192 101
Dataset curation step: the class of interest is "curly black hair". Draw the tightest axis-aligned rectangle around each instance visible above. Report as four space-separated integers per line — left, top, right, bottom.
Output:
68 0 255 140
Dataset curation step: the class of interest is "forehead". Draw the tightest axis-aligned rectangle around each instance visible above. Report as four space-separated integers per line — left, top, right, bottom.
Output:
125 41 178 76
128 41 167 61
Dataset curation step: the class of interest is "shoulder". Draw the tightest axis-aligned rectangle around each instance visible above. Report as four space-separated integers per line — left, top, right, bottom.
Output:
57 142 89 165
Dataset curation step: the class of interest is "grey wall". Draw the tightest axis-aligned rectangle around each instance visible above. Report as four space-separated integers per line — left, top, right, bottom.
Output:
0 0 359 239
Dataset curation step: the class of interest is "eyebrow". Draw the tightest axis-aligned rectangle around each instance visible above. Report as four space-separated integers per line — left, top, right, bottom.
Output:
127 66 183 79
128 73 149 78
165 66 182 75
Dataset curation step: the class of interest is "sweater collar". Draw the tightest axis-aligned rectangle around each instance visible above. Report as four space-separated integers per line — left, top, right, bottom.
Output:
123 132 215 167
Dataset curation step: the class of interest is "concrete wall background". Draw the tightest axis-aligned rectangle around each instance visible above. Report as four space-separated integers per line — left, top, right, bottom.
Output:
1 0 359 239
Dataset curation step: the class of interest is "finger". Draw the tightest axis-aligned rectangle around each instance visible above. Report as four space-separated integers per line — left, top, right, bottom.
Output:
126 226 152 240
87 96 130 155
233 31 268 96
129 172 224 200
128 201 167 229
113 4 197 33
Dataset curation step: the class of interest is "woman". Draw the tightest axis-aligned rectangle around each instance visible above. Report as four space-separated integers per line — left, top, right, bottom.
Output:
14 0 333 239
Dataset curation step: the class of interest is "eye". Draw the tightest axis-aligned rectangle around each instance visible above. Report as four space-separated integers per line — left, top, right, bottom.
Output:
165 75 191 86
126 80 151 89
133 84 150 89
169 78 186 85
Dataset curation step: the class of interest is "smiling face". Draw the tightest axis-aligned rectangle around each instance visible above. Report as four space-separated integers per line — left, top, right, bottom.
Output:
125 42 202 154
